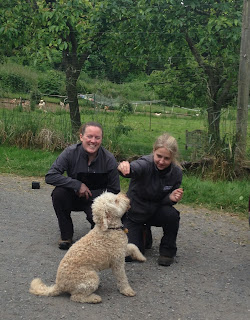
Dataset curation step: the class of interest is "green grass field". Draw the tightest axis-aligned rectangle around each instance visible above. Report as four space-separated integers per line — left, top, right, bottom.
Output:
0 105 249 217
2 103 246 159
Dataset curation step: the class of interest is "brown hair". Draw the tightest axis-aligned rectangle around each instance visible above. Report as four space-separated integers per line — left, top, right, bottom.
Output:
153 133 182 168
79 121 103 137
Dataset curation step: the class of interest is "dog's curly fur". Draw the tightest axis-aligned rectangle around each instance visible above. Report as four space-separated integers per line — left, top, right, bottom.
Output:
29 192 146 303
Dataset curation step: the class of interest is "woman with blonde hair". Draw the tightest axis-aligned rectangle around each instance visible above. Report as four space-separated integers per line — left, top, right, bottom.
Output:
118 133 183 266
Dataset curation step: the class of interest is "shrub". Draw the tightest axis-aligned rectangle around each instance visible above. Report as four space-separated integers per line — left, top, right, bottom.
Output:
30 89 42 111
119 100 134 114
38 70 66 95
0 63 37 93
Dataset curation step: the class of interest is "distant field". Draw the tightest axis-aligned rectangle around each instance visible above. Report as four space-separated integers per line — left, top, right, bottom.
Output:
0 102 249 162
0 103 249 216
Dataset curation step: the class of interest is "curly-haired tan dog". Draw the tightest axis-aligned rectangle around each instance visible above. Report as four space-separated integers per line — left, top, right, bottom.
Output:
29 192 146 303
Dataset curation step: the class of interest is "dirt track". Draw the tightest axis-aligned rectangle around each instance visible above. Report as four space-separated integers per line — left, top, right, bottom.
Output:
0 174 250 320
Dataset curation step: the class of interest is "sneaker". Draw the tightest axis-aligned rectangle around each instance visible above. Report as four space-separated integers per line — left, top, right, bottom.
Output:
58 239 72 250
158 255 175 266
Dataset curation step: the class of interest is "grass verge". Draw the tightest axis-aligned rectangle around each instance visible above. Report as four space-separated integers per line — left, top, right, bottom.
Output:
1 145 249 218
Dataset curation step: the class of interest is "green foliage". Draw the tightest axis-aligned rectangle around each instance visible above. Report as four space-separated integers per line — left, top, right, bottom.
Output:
113 102 133 142
78 72 155 101
30 89 42 111
0 108 73 151
119 100 134 114
82 53 107 79
0 61 157 107
120 78 155 101
0 63 37 93
0 1 248 166
0 0 243 142
38 70 66 96
148 63 207 109
0 1 34 60
0 62 66 98
98 0 242 141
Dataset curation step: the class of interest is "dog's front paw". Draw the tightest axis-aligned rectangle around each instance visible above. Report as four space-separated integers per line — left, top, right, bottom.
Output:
120 286 136 297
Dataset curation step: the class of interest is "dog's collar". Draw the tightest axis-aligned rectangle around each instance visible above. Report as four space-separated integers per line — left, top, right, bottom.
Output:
108 226 128 234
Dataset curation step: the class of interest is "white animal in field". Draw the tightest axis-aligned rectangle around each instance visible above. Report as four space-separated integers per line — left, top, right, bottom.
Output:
39 100 46 110
60 98 69 109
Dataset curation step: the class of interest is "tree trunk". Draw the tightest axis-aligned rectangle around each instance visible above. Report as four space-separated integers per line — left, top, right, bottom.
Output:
235 0 250 163
62 22 89 135
207 102 221 142
185 33 223 143
65 66 81 135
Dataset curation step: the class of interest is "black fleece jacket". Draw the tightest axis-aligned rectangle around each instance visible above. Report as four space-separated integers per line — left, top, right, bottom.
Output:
45 143 120 199
120 155 182 223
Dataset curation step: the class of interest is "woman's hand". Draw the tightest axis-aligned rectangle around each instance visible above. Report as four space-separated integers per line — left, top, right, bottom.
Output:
118 161 131 176
169 188 183 203
77 183 92 199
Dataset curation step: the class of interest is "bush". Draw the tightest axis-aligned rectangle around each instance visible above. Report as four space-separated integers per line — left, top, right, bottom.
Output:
119 100 133 114
38 70 66 95
30 89 42 110
0 63 37 93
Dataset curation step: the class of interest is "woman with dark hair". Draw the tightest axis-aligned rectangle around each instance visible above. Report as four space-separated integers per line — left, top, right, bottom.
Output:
46 121 120 250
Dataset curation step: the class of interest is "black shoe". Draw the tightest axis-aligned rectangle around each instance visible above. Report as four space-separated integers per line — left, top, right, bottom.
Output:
58 239 72 250
158 255 175 266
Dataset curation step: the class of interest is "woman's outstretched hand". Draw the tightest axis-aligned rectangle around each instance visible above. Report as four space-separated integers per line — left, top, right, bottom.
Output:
118 161 131 176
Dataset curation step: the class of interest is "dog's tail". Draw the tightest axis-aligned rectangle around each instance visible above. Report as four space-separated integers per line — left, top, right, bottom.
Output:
126 243 146 262
29 278 62 297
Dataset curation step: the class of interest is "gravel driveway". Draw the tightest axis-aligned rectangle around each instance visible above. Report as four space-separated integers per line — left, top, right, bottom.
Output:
1 174 249 320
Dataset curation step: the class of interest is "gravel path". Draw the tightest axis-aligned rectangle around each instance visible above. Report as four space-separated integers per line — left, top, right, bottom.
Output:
1 174 249 320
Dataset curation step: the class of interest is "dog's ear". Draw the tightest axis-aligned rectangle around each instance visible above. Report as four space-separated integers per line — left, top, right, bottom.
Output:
92 201 109 231
100 209 109 231
92 192 119 231
98 203 118 231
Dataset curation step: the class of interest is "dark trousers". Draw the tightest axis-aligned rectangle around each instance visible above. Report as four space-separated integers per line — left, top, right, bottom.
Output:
51 187 94 240
123 205 180 257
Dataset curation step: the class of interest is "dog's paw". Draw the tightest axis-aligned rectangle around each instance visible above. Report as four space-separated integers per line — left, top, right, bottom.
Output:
120 286 136 297
71 293 102 304
88 294 102 304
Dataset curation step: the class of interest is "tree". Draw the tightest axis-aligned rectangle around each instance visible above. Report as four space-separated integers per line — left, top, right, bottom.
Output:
0 0 244 142
32 0 100 133
103 0 243 142
0 0 134 133
235 0 250 163
0 0 35 63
